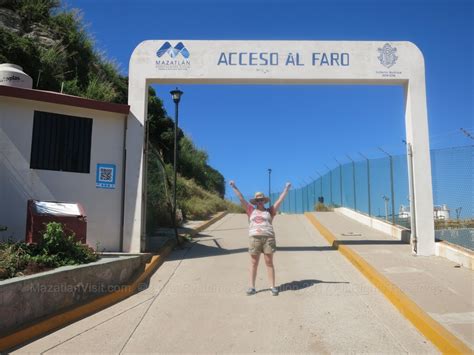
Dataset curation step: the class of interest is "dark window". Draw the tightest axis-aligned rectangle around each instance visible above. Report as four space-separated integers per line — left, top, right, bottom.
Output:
30 111 93 173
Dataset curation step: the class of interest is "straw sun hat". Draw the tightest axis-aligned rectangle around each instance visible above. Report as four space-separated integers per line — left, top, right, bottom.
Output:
249 192 270 205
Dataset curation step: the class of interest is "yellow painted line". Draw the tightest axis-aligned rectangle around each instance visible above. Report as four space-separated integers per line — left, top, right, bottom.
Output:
190 211 227 236
0 212 227 352
305 212 472 355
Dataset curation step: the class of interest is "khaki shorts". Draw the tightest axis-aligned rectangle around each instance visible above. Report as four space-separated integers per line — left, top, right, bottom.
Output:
249 235 276 254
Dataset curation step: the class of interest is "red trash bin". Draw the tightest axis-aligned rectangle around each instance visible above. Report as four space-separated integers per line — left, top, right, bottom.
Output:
25 200 87 244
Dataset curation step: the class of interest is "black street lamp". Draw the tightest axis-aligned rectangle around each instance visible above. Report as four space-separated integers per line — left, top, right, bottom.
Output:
268 168 272 205
170 88 183 245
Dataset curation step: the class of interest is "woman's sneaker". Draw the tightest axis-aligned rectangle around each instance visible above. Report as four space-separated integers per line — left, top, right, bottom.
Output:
246 287 256 296
271 287 279 296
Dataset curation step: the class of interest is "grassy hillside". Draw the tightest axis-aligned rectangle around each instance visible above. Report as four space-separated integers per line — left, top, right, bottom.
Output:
0 0 242 229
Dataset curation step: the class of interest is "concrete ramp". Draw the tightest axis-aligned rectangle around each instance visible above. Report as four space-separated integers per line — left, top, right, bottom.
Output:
308 211 473 351
14 213 436 354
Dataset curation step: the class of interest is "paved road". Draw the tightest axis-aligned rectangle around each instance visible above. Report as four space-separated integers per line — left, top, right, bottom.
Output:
312 211 474 349
14 214 437 354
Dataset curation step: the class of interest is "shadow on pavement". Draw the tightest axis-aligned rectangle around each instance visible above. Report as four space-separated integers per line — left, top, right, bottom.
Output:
165 234 337 261
254 279 349 294
198 227 248 233
277 279 349 293
163 233 406 263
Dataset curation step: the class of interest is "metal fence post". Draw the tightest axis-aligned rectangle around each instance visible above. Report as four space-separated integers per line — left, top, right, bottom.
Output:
407 143 417 253
297 181 304 212
307 181 311 212
305 184 309 212
301 179 310 212
325 165 333 205
293 190 298 213
359 152 371 216
288 190 291 214
335 158 343 207
379 147 396 224
347 155 357 211
389 156 395 224
315 171 323 202
311 179 316 210
320 177 323 198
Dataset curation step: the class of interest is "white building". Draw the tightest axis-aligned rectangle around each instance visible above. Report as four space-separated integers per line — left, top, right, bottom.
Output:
0 65 129 251
399 204 450 220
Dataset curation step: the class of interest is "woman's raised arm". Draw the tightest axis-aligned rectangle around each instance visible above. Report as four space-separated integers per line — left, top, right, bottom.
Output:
229 180 249 209
272 182 292 213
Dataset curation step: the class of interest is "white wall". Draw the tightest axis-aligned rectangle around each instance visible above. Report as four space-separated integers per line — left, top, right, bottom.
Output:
335 207 410 242
0 96 126 251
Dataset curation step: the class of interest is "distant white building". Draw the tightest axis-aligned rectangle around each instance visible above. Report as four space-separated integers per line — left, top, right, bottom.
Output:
0 64 129 251
399 205 411 219
433 205 450 220
399 204 450 220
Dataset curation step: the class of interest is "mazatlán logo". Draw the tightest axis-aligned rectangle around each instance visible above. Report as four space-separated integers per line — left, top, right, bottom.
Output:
156 41 191 70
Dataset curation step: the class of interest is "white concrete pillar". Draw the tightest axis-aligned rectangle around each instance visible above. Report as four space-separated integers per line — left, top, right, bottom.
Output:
404 47 436 255
123 55 148 252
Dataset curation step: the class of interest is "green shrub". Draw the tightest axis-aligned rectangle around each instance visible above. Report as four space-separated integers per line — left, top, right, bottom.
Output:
315 202 333 212
0 242 30 279
224 200 245 213
35 222 99 267
147 158 243 229
178 178 227 220
0 222 99 280
434 218 474 230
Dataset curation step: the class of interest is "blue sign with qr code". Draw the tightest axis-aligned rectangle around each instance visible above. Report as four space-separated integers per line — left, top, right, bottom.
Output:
96 164 116 189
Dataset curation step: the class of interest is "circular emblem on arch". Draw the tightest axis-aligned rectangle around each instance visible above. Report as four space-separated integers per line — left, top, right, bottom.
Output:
377 43 398 68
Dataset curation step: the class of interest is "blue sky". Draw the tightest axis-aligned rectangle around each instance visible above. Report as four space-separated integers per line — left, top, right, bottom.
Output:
65 0 473 199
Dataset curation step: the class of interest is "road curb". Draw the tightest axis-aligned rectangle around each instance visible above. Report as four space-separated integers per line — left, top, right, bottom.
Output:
305 212 472 355
0 212 228 352
186 211 228 238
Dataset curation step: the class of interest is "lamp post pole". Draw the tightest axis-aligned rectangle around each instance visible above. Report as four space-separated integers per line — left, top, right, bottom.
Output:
170 88 183 245
268 168 272 205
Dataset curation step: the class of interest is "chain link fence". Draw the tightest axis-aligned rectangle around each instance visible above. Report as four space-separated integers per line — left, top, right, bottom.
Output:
430 146 473 250
263 145 472 250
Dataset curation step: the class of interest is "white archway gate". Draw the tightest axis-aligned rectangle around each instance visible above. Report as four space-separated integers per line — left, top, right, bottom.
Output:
126 40 435 256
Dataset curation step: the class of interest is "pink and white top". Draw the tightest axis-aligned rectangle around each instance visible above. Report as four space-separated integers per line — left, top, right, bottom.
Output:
246 204 276 237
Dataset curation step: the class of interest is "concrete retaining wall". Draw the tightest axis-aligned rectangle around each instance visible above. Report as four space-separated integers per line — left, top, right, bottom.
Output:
0 254 150 334
335 207 474 269
335 207 410 242
436 241 473 270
